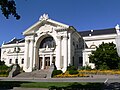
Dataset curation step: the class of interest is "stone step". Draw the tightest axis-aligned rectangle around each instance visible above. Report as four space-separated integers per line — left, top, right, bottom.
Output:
15 70 49 78
15 65 54 78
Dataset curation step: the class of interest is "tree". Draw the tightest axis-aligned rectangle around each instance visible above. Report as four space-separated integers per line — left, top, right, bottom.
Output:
0 0 20 19
89 42 120 70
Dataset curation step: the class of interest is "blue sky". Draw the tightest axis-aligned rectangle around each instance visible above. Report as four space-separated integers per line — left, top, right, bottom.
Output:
0 0 120 45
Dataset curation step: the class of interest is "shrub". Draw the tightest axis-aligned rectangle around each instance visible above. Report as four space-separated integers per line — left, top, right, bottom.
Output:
79 65 92 70
69 70 79 75
99 64 109 70
0 65 9 77
0 65 9 70
67 65 77 71
0 61 5 65
52 70 63 77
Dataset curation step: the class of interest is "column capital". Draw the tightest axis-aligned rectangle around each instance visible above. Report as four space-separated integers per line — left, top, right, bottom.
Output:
25 40 30 44
56 36 61 40
29 39 35 42
63 35 68 39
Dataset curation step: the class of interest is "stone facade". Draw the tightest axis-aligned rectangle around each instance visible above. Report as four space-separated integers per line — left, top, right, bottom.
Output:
1 14 119 72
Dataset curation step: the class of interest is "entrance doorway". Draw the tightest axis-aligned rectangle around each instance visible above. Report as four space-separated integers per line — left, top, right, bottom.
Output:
45 57 50 69
39 57 42 70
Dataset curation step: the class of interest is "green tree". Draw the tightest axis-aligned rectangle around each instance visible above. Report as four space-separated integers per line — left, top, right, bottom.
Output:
0 0 20 19
89 42 120 70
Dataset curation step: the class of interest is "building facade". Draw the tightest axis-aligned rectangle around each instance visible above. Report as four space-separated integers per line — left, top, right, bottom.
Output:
1 14 119 72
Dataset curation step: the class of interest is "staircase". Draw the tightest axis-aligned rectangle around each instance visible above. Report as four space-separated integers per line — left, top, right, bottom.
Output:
15 69 49 78
15 64 54 78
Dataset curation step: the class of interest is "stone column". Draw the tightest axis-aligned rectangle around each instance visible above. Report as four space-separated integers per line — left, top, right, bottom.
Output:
33 45 37 69
56 36 61 70
41 55 45 69
63 35 68 72
23 39 29 71
29 39 34 72
68 33 71 65
50 54 53 66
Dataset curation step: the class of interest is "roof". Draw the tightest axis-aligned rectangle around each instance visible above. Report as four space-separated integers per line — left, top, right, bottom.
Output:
4 38 25 45
79 28 116 37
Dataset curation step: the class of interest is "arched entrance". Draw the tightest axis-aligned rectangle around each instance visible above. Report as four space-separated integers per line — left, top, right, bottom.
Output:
36 35 56 70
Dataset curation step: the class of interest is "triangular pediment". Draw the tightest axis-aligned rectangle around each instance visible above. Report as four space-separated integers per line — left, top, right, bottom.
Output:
23 14 69 35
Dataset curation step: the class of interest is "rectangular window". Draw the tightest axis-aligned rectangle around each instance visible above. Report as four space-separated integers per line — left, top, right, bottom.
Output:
9 59 12 64
79 57 83 65
73 57 74 66
21 59 24 64
15 59 18 64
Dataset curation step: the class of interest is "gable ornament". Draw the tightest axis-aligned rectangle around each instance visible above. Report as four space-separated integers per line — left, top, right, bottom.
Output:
39 14 49 21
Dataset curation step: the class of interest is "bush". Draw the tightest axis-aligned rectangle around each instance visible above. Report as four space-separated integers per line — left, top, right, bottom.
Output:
0 65 9 70
67 65 77 71
69 70 79 75
52 70 63 77
0 61 5 65
79 65 92 70
99 63 109 70
0 65 9 77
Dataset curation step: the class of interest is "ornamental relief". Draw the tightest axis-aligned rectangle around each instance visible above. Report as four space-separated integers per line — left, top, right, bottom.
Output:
38 24 54 34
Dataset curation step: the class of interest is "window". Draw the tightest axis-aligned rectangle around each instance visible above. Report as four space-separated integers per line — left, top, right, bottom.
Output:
73 42 75 46
76 44 78 48
73 57 74 66
9 59 12 64
79 57 83 65
40 36 56 48
21 59 24 64
15 59 18 64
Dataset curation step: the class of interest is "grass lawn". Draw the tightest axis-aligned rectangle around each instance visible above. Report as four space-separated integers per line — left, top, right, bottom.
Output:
0 81 104 89
21 82 73 88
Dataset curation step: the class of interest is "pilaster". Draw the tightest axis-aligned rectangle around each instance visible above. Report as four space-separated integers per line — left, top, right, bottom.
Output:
29 39 34 72
50 54 53 66
63 35 68 72
23 39 30 71
56 36 61 70
41 55 45 69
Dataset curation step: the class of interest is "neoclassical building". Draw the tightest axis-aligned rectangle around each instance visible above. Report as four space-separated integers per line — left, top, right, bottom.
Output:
1 14 120 72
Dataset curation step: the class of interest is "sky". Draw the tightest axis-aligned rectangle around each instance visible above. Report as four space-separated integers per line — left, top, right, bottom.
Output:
0 0 120 45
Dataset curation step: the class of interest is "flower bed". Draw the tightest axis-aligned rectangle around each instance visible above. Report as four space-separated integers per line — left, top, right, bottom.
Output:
79 70 120 75
53 70 120 78
54 71 89 78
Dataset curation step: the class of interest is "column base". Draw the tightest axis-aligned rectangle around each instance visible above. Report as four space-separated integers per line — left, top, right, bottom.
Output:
23 67 33 72
62 67 67 73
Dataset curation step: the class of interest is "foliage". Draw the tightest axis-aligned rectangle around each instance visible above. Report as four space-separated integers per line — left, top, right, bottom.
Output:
79 70 120 75
0 65 9 77
67 65 77 71
0 65 8 70
0 61 5 65
89 42 120 70
54 71 89 78
0 61 10 77
0 81 102 89
49 82 104 90
52 70 63 77
69 70 79 75
0 0 20 19
79 65 92 70
67 65 79 75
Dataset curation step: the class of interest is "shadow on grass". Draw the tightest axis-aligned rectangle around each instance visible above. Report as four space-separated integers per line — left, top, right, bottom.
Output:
49 82 104 90
0 81 30 89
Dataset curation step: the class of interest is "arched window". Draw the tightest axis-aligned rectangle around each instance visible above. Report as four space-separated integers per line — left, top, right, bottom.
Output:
40 37 55 48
